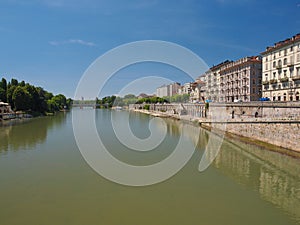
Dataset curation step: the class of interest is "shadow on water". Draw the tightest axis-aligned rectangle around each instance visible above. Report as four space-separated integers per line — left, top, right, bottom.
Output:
0 112 68 153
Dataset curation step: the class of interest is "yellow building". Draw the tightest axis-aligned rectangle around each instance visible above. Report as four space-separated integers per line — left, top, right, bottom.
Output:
261 33 300 101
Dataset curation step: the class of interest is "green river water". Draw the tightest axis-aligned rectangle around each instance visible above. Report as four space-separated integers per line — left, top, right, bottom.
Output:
0 108 300 225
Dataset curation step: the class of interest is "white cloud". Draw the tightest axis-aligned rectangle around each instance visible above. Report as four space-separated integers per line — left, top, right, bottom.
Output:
49 39 97 47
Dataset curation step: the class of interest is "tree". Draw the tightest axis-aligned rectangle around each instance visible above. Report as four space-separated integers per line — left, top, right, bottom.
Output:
47 99 58 112
0 78 7 102
11 78 18 86
51 94 67 110
12 86 31 111
6 85 17 107
0 87 6 102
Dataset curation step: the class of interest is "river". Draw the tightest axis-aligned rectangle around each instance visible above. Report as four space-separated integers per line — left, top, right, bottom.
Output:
0 108 300 225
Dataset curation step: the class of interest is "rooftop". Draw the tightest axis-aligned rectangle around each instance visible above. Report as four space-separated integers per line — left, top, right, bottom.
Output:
261 33 300 55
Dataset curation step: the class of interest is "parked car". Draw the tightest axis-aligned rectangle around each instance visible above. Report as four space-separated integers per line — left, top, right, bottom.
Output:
259 97 270 101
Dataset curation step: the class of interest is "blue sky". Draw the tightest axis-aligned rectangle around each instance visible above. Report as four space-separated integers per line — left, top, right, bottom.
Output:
0 0 299 98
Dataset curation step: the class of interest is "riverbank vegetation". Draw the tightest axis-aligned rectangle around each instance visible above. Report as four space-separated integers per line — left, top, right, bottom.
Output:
94 95 168 108
0 77 72 115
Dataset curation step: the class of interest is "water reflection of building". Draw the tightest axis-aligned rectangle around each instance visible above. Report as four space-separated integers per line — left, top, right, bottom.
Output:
143 115 300 222
259 167 300 219
213 138 300 223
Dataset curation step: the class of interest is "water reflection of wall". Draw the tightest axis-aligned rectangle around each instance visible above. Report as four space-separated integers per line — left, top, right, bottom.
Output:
159 118 300 223
212 138 300 224
0 113 67 153
259 167 300 220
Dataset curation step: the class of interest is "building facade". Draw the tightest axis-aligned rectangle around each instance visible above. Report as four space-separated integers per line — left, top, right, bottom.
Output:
156 82 180 98
190 79 206 103
261 33 300 101
220 56 262 102
0 102 13 120
205 60 233 102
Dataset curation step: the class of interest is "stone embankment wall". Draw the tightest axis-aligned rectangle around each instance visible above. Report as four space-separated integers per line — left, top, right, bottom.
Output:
129 102 300 152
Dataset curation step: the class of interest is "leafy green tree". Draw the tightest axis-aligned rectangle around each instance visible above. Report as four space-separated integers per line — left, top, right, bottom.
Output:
11 78 18 86
12 86 31 111
0 87 6 102
6 85 17 107
0 78 7 102
19 81 26 87
51 94 67 110
47 99 59 112
66 98 73 109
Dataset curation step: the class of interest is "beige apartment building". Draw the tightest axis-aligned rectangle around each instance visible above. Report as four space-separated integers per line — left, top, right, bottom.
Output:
205 58 262 102
261 33 300 101
205 60 232 102
220 56 262 102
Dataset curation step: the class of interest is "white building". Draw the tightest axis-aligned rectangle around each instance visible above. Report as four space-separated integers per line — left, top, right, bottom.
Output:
261 33 300 101
156 82 180 98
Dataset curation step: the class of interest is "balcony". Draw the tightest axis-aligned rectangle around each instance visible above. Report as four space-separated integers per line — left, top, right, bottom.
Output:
269 79 277 84
287 61 294 67
292 75 300 81
276 65 282 69
262 80 269 85
279 77 289 82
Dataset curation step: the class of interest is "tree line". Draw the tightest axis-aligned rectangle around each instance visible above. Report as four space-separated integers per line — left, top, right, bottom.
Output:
0 77 72 114
95 94 169 108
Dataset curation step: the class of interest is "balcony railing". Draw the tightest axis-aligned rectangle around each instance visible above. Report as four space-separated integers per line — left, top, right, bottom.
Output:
287 61 294 67
276 65 282 69
279 77 289 82
262 80 269 85
292 75 300 81
269 79 277 84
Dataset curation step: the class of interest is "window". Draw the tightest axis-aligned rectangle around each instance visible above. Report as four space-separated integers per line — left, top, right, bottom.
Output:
273 61 276 68
291 46 293 52
284 58 287 65
284 49 287 56
252 87 256 93
278 60 282 66
253 79 256 84
279 51 281 56
265 74 268 80
290 56 294 64
290 67 294 77
273 72 276 78
297 54 300 62
284 70 287 76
